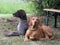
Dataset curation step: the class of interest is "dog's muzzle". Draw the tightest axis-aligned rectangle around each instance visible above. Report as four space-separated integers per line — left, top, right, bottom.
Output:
33 22 38 28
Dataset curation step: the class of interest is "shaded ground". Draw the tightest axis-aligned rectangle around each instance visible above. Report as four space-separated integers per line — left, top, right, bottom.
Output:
0 15 60 45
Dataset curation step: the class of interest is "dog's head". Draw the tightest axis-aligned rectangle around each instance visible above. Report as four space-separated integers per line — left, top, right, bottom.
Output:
13 10 27 20
29 17 42 28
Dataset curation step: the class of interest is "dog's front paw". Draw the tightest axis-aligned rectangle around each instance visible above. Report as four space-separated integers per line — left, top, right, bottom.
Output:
24 38 29 41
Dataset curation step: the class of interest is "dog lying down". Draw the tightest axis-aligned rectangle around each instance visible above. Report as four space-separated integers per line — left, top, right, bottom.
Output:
5 9 28 37
24 16 55 41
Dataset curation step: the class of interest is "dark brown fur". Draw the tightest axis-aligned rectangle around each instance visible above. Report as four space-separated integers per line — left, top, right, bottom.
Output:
13 9 27 20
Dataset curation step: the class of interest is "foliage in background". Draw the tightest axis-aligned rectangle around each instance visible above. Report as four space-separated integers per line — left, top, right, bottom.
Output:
0 0 60 15
26 0 60 15
43 0 60 8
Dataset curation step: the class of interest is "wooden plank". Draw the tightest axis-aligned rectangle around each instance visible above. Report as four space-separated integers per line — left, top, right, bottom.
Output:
43 9 60 13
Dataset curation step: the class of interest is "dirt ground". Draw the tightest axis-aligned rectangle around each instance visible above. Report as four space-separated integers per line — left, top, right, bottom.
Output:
0 16 60 45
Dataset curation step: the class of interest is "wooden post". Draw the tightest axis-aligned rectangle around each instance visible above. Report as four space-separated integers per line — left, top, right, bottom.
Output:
54 13 58 28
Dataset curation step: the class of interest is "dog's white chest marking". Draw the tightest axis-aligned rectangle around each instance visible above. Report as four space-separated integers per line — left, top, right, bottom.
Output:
17 19 28 35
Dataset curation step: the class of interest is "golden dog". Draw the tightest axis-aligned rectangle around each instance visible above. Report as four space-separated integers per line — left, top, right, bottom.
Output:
24 16 55 41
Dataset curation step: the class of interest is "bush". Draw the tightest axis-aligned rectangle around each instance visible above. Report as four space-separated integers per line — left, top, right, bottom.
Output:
26 0 60 15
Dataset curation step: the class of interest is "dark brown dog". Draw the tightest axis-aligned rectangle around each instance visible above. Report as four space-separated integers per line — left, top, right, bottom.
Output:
13 9 28 35
5 10 28 37
24 17 55 41
13 10 27 20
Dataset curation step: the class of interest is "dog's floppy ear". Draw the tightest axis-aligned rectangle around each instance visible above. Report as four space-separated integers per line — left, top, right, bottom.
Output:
18 10 27 17
38 18 42 26
28 17 32 26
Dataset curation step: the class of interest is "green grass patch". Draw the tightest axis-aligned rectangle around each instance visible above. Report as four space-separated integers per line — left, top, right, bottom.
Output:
0 14 12 18
0 0 33 14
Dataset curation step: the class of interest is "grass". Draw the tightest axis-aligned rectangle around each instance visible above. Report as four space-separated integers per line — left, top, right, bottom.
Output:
0 0 33 14
0 14 60 45
0 14 12 18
